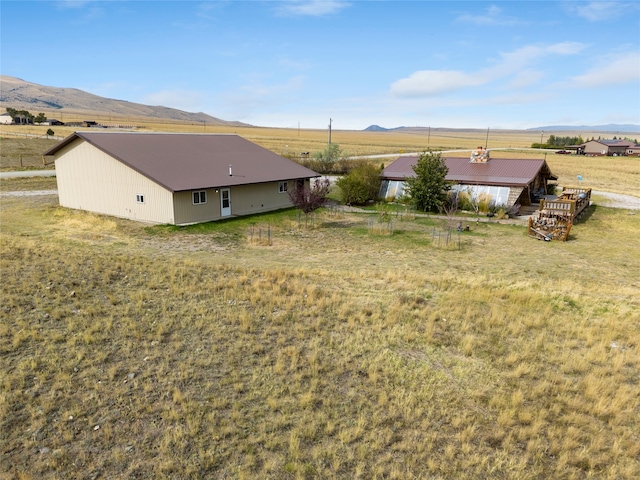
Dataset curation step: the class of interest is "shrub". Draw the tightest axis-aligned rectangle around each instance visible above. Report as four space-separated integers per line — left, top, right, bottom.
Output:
336 163 382 205
404 151 450 212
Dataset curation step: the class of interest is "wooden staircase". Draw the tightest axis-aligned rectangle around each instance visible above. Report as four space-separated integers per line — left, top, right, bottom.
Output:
518 204 539 217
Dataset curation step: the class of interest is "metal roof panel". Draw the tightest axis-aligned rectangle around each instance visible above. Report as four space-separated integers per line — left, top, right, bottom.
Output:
45 132 319 192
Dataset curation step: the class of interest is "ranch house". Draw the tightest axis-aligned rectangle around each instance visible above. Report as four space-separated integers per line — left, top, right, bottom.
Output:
43 132 319 225
579 139 635 156
380 148 557 209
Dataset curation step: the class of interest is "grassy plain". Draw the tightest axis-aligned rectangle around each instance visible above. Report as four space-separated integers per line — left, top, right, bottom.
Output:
2 121 639 196
1 161 640 479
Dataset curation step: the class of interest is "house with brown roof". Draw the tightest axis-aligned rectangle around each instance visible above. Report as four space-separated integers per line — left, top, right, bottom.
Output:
380 148 556 208
44 132 319 225
579 139 635 156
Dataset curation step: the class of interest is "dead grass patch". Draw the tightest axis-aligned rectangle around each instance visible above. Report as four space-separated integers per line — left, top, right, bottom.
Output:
1 151 639 479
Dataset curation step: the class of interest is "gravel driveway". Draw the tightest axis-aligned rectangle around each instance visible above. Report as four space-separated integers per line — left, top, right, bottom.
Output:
592 191 640 210
1 188 639 210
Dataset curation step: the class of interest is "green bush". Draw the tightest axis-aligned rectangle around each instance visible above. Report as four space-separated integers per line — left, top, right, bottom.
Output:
336 163 382 205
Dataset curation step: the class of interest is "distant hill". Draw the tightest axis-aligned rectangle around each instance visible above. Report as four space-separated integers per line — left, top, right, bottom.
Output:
0 76 248 126
365 124 640 134
527 124 640 133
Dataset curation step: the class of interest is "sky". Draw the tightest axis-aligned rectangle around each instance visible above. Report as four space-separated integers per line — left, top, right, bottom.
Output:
1 0 639 130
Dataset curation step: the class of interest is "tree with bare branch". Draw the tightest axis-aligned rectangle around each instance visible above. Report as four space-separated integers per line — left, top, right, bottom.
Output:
288 178 331 216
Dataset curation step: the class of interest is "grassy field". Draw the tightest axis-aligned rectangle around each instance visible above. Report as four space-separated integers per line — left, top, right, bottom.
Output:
1 166 639 479
2 122 639 196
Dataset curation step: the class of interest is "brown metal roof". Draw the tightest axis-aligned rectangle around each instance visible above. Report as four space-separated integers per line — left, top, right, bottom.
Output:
44 132 319 192
383 155 554 187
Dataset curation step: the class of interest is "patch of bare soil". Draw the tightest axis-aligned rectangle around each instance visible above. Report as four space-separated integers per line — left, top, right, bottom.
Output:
139 233 231 254
0 190 58 196
592 191 640 210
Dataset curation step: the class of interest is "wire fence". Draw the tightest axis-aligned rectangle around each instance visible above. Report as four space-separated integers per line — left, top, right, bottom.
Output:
247 223 272 246
243 206 473 251
430 227 463 250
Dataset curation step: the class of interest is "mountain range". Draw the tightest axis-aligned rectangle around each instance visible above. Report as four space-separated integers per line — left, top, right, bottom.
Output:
365 124 640 133
2 76 638 133
0 76 247 126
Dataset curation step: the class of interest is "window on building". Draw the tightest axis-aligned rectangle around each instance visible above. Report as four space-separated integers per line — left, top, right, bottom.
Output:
193 191 207 204
136 194 145 204
278 181 288 193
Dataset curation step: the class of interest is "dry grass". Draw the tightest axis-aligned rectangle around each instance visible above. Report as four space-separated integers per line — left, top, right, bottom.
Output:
545 154 640 195
3 122 639 195
0 136 58 171
1 183 639 479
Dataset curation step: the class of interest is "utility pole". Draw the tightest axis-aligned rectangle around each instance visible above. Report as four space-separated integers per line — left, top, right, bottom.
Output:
328 118 332 145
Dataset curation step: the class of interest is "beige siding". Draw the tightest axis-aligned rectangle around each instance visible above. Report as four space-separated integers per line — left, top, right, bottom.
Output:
231 181 294 215
173 189 221 225
55 141 175 224
172 181 296 225
583 141 604 155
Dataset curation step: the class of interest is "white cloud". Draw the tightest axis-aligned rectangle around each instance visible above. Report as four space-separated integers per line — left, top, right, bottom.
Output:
571 52 640 87
455 4 521 26
495 42 584 72
219 76 307 116
277 56 313 71
275 0 350 16
391 42 585 98
142 90 207 112
568 1 634 22
55 0 91 8
196 1 228 19
390 70 488 98
508 70 545 89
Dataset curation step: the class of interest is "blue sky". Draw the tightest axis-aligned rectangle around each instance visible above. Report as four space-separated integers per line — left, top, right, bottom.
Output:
2 1 639 130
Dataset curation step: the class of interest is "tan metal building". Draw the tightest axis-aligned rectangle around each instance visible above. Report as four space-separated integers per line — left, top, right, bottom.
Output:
44 132 319 225
580 139 635 156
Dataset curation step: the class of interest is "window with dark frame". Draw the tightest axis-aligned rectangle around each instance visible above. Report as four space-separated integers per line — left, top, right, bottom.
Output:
278 181 288 193
193 191 207 204
194 191 206 204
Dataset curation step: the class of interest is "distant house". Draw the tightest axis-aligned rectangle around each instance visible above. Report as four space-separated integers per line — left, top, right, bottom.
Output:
43 132 319 225
42 119 64 126
13 114 33 125
380 148 557 208
579 139 634 156
627 145 640 156
0 113 13 124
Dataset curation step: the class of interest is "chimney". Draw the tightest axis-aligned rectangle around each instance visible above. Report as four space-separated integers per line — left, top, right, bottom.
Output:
470 146 490 163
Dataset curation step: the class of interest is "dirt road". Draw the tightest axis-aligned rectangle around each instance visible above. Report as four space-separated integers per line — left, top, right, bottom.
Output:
592 191 640 210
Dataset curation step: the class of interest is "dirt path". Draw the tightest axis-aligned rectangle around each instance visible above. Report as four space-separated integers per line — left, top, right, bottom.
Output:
592 191 640 210
0 190 58 196
2 189 639 211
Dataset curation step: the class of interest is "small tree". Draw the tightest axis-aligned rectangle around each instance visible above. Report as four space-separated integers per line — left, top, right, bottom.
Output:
442 190 459 220
35 113 47 123
46 128 55 137
311 144 342 174
404 151 450 212
6 107 34 124
288 178 331 217
335 163 382 205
